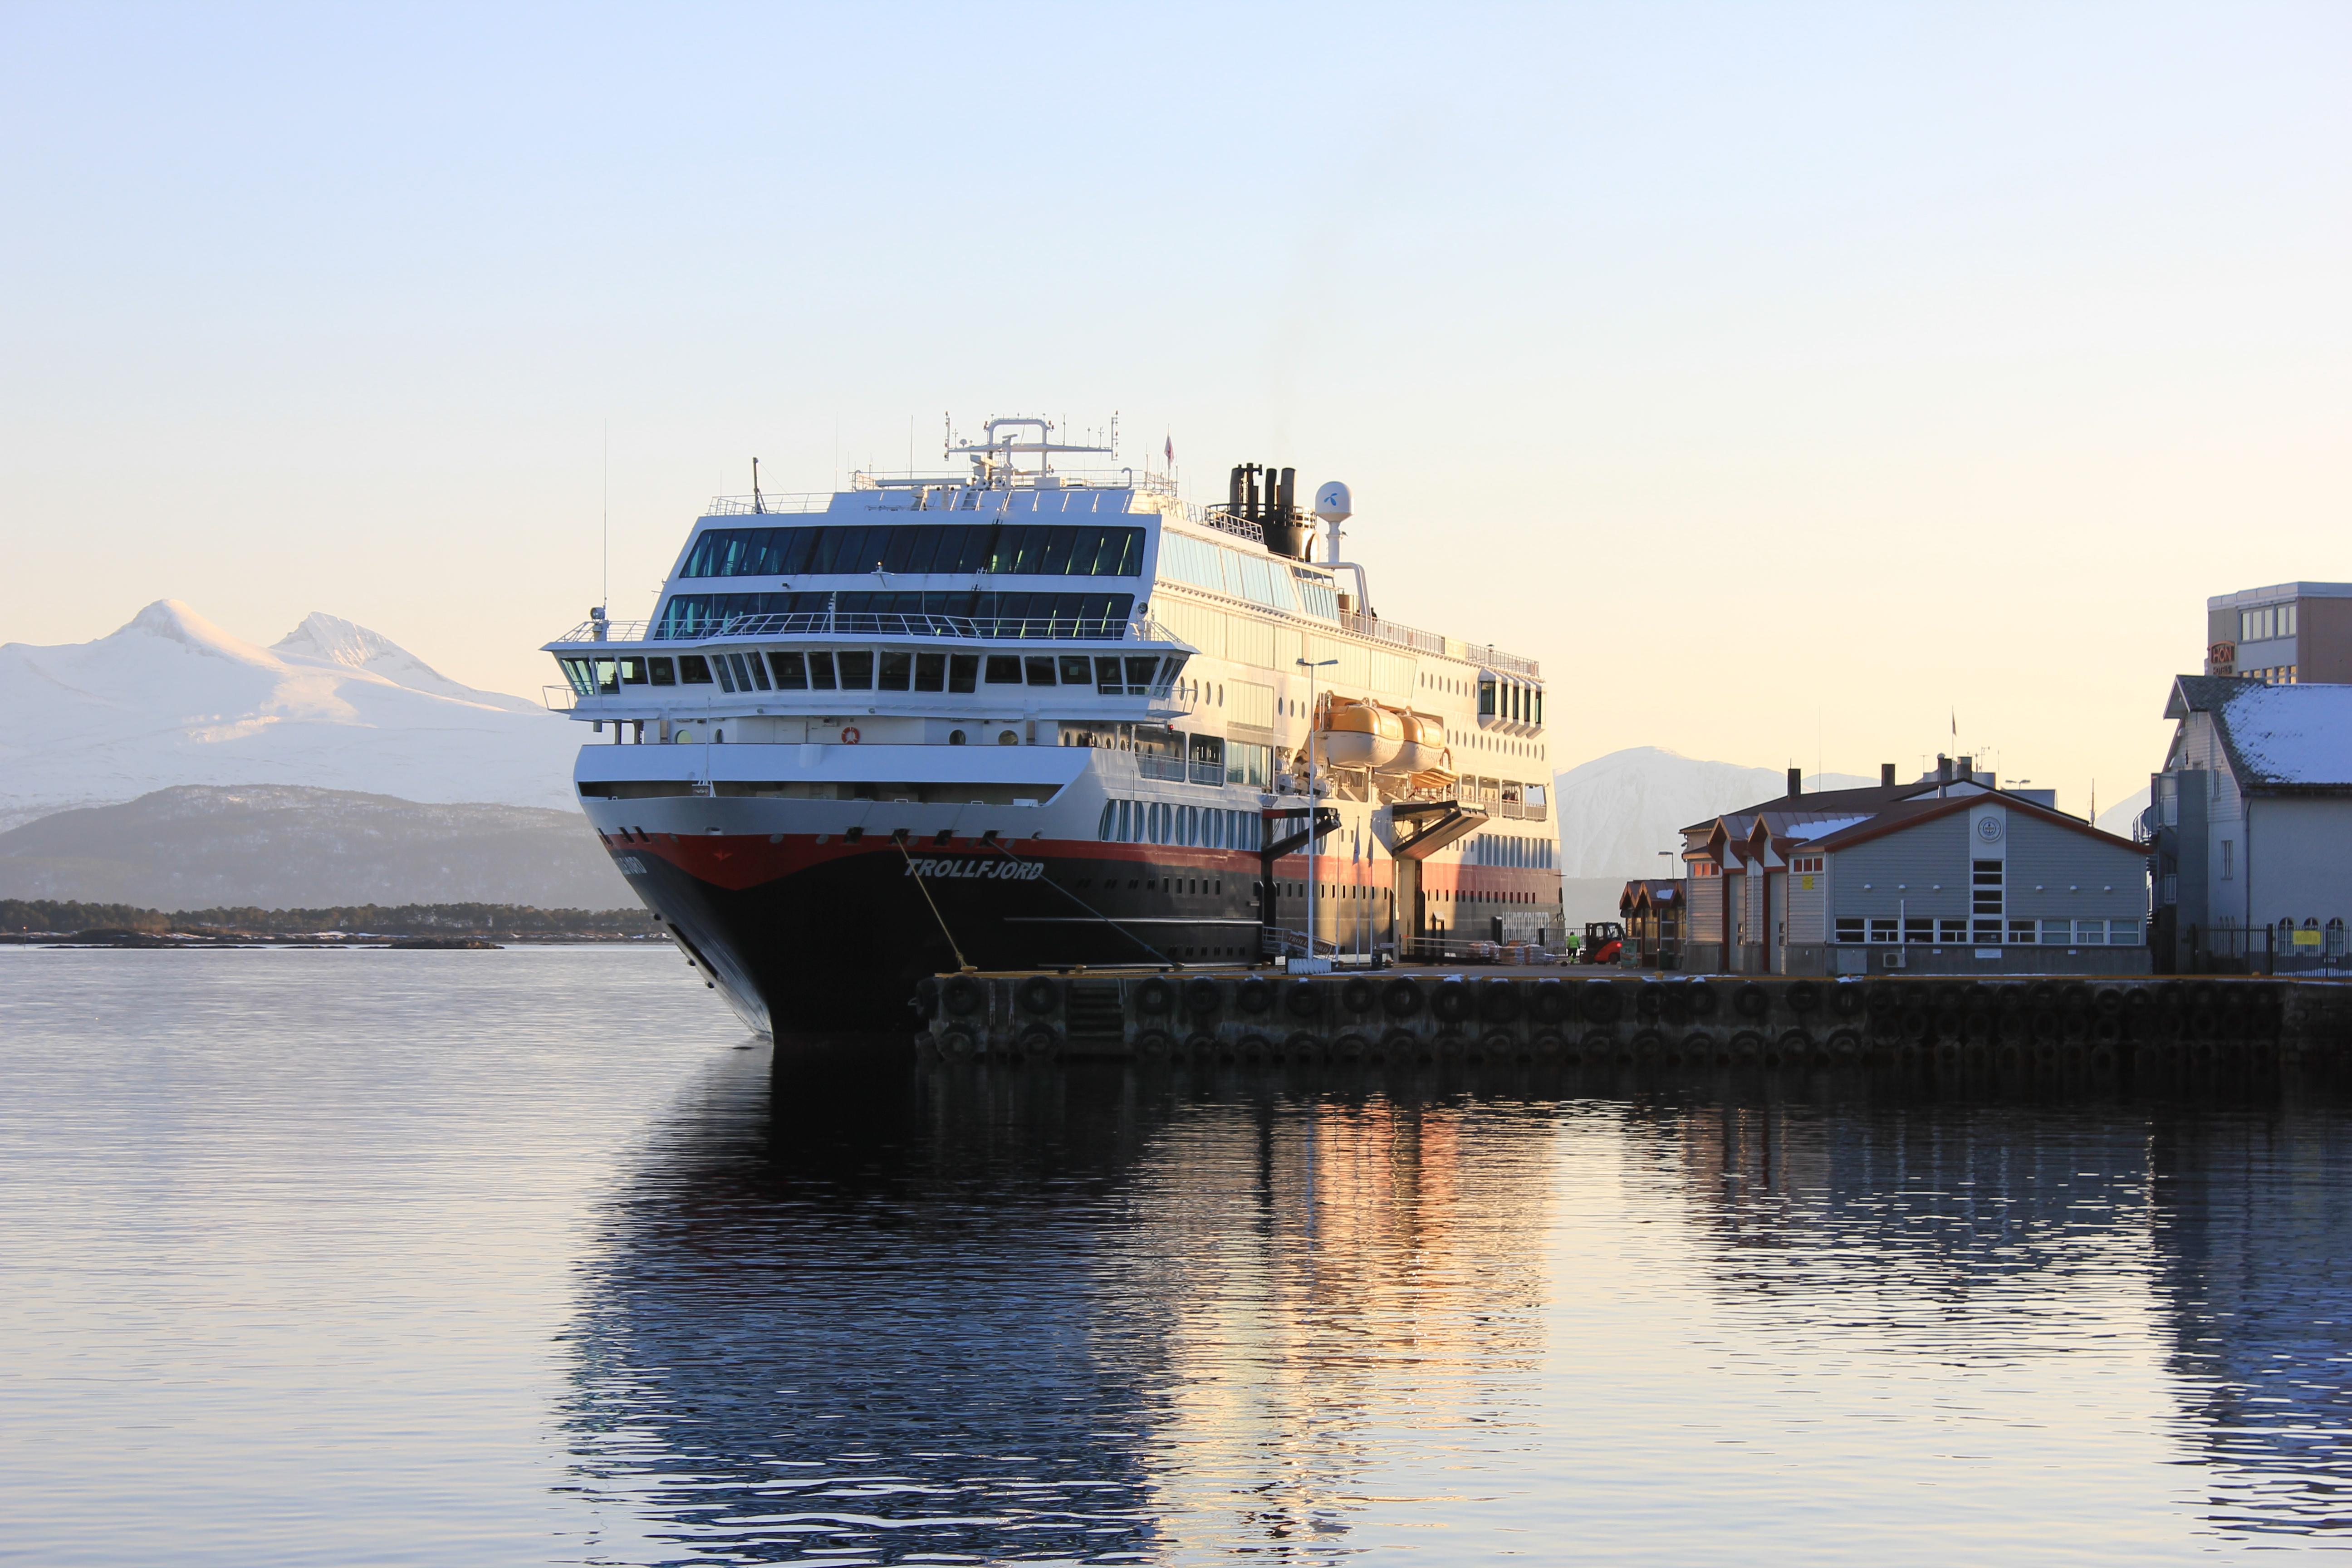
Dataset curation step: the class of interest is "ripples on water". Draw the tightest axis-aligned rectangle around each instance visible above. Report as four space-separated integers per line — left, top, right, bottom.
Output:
5 948 2352 1564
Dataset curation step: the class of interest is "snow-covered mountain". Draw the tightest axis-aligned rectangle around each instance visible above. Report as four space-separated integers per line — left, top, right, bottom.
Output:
0 600 580 828
1552 747 1878 880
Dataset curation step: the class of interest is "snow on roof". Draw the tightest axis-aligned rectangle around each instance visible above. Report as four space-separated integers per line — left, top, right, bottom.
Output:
1783 814 1872 842
2215 682 2352 786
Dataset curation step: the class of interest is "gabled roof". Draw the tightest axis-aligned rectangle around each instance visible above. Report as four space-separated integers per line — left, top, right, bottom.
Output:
1678 775 1999 838
1798 790 2142 856
1619 877 1682 916
1679 780 1918 835
2166 675 2352 792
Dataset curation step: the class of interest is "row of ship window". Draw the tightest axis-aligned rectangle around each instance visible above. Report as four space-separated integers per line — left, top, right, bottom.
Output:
558 650 1182 698
1470 833 1553 870
653 590 1136 640
1066 730 1280 789
1833 918 2141 946
681 523 1147 580
1099 800 1269 850
1156 531 1338 619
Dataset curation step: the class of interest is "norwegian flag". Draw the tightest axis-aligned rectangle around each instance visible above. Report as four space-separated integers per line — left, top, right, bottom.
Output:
1164 434 1174 466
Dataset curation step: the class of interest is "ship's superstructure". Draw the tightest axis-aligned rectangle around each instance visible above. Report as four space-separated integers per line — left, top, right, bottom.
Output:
546 417 1561 1032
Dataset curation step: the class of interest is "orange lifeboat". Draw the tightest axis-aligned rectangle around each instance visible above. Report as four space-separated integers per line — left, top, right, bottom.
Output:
1389 710 1448 776
1314 695 1405 769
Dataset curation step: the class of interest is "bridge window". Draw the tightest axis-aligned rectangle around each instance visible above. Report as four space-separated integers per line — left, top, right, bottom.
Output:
806 652 836 689
680 522 1145 580
837 652 874 689
878 652 912 691
985 656 1022 684
678 655 712 684
949 653 978 692
914 652 946 692
648 657 676 686
769 652 807 689
653 589 1135 640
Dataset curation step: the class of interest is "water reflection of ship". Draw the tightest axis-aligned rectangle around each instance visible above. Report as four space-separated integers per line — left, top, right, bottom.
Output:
1645 1093 2352 1541
561 1049 1552 1561
1122 1093 1550 1554
562 1045 1177 1563
2147 1110 2352 1537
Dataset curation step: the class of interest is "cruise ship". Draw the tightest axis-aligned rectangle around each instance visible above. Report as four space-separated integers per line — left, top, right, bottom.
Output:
546 417 1563 1033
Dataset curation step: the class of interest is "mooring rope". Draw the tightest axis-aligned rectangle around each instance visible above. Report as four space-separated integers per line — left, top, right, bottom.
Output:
896 838 976 974
976 836 1175 968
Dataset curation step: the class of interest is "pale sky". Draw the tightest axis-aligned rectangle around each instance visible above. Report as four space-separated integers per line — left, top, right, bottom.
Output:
5 3 2346 817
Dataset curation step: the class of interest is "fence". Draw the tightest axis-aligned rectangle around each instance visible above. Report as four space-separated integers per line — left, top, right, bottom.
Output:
2184 918 2351 976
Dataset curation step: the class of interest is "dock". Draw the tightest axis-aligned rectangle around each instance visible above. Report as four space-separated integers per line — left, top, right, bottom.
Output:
912 969 2352 1073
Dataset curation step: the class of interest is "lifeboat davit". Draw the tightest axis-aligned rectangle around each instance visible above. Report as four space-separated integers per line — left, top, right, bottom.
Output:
1409 748 1459 794
1315 696 1405 769
1389 710 1448 776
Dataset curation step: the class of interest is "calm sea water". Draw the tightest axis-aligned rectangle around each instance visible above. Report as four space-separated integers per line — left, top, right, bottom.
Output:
4 947 2351 1564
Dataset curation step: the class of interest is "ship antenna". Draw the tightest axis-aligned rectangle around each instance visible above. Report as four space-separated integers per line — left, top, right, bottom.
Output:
752 456 765 515
600 421 609 616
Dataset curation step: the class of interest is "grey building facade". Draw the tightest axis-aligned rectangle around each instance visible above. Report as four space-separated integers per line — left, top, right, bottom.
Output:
1682 759 2147 976
2149 675 2352 971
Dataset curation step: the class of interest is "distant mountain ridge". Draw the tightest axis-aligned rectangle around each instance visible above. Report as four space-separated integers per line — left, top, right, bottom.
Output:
1551 747 1878 881
0 784 627 909
0 600 578 828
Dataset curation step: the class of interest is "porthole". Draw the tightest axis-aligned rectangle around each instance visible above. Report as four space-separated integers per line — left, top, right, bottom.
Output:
997 730 1019 746
949 729 966 745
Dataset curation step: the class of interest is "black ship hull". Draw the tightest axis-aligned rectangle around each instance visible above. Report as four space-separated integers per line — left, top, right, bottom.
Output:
612 832 1273 1034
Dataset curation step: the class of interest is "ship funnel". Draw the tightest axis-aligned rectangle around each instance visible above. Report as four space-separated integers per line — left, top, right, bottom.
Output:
1262 464 1311 559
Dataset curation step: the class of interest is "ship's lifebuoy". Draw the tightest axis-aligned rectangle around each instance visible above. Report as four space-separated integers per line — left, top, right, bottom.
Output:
841 726 860 744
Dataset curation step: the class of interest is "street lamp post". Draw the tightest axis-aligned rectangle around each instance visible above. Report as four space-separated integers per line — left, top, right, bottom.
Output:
1296 656 1338 971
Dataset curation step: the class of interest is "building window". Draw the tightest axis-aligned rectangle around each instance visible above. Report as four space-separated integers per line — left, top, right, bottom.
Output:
2075 919 2107 945
2109 920 2141 946
2009 919 2037 944
1835 917 1865 943
2242 604 2290 643
2042 917 2071 944
1869 918 1897 944
1971 858 2003 916
1972 920 2003 945
2221 839 2234 880
1905 918 1932 944
1939 919 1967 942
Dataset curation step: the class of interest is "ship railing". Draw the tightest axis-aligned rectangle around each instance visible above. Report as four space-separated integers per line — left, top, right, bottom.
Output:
703 470 1176 517
549 615 1188 647
702 494 833 516
848 466 1158 494
1337 608 1541 679
1194 507 1267 545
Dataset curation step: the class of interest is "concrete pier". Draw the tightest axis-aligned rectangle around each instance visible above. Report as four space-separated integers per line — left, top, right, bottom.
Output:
912 969 2352 1073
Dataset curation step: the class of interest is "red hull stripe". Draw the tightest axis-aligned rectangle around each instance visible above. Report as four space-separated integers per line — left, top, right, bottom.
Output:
598 830 1559 899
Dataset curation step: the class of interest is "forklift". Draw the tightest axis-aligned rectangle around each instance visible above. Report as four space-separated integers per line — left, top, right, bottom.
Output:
1579 921 1626 965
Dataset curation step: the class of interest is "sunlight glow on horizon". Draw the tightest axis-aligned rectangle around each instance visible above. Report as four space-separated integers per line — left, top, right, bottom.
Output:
3 5 2346 818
